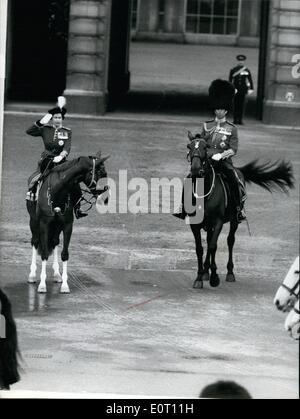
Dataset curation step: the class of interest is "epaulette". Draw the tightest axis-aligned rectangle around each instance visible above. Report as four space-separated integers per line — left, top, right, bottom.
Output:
62 126 71 131
44 124 53 128
226 121 236 127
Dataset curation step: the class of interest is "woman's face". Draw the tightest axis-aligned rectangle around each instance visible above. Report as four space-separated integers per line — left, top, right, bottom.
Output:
52 113 63 127
215 109 228 119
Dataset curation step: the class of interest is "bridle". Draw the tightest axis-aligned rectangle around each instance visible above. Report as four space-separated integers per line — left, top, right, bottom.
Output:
188 139 216 199
80 157 108 212
280 271 300 299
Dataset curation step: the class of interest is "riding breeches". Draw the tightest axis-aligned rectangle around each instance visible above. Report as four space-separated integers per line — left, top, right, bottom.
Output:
213 160 241 208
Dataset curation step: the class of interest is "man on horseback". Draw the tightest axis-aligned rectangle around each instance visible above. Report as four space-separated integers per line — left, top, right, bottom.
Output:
174 79 246 223
26 99 87 219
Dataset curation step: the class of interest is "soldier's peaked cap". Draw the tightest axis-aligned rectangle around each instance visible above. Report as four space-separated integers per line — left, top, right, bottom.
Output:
208 79 235 111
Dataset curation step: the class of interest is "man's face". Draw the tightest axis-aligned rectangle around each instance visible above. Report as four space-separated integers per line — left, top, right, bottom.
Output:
215 109 227 119
52 113 63 127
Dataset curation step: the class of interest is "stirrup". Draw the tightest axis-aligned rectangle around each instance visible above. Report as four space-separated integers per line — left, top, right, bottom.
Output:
75 208 88 219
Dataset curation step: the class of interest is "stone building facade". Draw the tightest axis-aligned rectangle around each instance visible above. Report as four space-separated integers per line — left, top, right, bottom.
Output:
4 0 300 126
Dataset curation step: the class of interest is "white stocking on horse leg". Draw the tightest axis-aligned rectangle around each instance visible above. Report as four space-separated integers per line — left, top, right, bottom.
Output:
38 260 47 293
53 247 62 282
28 246 37 283
60 261 70 294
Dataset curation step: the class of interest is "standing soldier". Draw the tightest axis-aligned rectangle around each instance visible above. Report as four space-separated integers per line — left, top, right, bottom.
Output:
26 98 87 218
229 54 254 125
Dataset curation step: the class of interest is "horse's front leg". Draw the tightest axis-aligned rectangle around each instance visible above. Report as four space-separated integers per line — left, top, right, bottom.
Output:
38 220 49 293
60 222 73 294
28 246 37 283
208 219 223 288
190 224 204 289
53 246 62 283
203 225 213 281
226 220 238 282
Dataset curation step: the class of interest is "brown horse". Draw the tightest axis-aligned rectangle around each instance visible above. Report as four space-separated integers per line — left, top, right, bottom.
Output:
26 152 109 294
186 136 294 289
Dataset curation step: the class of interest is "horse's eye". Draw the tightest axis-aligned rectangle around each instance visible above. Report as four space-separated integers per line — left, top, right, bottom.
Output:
187 143 192 150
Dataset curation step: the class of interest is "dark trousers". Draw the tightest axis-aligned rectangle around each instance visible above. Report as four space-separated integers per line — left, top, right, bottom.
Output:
233 91 246 124
214 160 241 208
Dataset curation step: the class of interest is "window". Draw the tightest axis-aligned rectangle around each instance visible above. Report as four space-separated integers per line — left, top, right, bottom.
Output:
186 0 239 35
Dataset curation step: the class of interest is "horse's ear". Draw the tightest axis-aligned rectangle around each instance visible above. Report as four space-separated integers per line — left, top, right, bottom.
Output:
187 131 194 141
98 155 110 164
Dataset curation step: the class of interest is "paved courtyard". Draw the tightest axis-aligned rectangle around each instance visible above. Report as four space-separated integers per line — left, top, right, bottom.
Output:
0 110 299 398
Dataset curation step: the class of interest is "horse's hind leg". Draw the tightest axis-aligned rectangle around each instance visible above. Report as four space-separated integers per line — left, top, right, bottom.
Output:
28 212 39 283
28 246 38 283
190 224 204 289
226 221 238 282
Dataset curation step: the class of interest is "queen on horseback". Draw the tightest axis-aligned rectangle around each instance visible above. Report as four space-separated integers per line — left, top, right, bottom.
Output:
174 79 246 223
26 97 87 219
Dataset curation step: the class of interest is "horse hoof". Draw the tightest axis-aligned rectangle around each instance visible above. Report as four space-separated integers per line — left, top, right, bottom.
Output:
38 285 47 293
193 279 203 289
210 274 220 288
28 276 37 284
53 274 63 283
226 273 236 282
60 285 70 294
200 272 209 281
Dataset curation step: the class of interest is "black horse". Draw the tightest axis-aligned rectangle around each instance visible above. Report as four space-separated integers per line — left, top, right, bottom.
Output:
0 288 20 390
26 152 109 293
186 136 294 289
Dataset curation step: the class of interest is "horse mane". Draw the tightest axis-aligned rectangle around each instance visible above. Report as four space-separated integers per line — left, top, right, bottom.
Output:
51 157 83 173
0 288 21 388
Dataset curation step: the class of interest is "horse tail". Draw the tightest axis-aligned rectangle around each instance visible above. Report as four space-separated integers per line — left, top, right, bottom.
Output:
0 288 21 388
238 160 294 193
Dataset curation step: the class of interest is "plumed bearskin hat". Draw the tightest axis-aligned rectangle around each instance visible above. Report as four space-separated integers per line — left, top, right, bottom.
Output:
48 107 67 119
208 79 235 111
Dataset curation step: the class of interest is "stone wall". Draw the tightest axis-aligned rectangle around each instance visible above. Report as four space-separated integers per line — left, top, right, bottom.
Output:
64 0 112 115
264 0 300 126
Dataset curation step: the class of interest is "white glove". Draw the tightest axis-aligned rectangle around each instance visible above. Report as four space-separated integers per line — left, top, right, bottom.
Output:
248 89 254 95
212 153 223 161
53 155 63 164
40 113 52 125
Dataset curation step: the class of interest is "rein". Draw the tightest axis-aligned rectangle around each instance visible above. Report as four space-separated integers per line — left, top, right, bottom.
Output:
193 163 216 199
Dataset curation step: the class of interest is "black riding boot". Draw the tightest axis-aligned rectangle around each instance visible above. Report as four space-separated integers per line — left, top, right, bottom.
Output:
219 161 246 223
173 175 193 220
230 176 246 223
71 184 88 219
